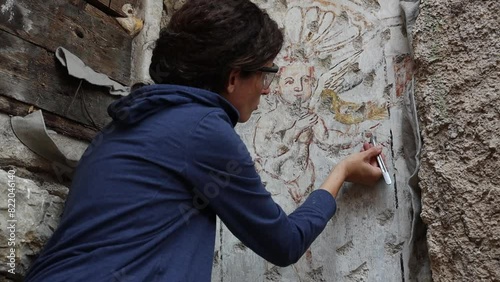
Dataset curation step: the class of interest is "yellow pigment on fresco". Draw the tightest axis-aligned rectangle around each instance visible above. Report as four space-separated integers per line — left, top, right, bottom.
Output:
321 89 388 125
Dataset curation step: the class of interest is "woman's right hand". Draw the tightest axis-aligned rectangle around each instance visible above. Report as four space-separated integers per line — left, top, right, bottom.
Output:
338 143 383 186
320 143 384 198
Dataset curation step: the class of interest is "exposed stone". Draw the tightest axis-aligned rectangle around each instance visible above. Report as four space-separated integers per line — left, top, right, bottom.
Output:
130 0 163 86
0 169 67 277
0 112 88 280
162 0 187 28
413 0 500 280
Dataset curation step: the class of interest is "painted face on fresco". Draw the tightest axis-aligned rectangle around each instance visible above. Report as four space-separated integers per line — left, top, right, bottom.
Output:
278 63 316 105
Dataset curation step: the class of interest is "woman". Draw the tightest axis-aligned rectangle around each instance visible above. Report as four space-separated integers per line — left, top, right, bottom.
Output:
25 0 383 281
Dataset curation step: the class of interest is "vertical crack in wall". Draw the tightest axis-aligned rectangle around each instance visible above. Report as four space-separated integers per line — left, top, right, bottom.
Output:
219 221 224 282
390 129 399 209
400 253 406 282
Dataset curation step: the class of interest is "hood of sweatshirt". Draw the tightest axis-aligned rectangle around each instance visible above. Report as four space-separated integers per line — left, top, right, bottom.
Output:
107 84 240 127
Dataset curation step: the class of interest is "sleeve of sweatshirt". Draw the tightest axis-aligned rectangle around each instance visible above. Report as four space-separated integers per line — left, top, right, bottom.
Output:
185 111 337 267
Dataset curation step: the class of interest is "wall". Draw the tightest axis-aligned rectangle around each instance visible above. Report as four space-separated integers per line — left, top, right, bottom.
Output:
413 0 500 281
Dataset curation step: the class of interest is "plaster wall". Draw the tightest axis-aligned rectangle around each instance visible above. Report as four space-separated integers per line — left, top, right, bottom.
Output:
413 0 500 281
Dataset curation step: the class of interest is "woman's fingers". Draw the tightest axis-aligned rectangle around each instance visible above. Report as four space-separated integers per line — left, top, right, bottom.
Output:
363 145 382 160
362 142 371 151
365 147 382 169
361 142 384 167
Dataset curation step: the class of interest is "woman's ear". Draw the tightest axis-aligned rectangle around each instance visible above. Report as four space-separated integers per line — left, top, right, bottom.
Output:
225 69 241 96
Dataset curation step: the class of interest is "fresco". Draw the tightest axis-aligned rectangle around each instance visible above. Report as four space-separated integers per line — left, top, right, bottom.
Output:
251 1 390 208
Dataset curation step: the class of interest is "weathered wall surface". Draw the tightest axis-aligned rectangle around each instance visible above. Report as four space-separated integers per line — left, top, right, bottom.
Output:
413 0 500 281
0 113 88 279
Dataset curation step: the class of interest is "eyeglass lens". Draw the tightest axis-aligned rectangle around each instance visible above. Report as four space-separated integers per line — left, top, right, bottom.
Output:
263 72 276 89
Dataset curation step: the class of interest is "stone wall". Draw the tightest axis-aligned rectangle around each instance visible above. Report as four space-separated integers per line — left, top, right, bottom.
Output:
0 113 88 279
413 0 500 281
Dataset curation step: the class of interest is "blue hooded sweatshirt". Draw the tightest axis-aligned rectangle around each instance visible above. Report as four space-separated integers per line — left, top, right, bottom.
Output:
25 85 337 281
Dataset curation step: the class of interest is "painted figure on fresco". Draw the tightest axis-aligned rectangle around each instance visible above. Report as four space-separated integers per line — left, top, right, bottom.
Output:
253 2 389 206
253 62 324 204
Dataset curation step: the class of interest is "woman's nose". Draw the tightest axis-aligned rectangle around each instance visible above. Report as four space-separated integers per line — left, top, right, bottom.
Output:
261 87 271 95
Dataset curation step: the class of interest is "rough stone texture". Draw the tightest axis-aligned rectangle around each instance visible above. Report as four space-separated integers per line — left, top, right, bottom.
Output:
0 112 88 279
130 0 164 86
413 0 500 281
162 0 186 28
0 169 67 278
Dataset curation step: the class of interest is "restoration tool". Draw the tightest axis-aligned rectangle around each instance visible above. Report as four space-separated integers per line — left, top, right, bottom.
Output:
370 135 392 185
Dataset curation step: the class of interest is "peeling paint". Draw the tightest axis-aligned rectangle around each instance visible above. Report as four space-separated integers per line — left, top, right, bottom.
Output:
336 240 354 255
376 209 395 225
346 262 369 281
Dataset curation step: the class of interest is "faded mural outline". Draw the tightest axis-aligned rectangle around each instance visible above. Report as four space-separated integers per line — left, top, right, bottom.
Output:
252 1 390 209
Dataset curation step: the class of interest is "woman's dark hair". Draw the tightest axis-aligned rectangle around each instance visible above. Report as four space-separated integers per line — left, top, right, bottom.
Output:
149 0 284 93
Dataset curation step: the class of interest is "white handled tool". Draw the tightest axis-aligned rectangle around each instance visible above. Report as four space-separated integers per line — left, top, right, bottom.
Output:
370 135 392 185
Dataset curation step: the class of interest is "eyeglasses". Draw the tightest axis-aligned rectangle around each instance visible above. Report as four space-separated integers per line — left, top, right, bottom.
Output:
253 64 279 89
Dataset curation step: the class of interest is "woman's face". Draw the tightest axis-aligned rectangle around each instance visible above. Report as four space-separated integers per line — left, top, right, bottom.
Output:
278 63 316 104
